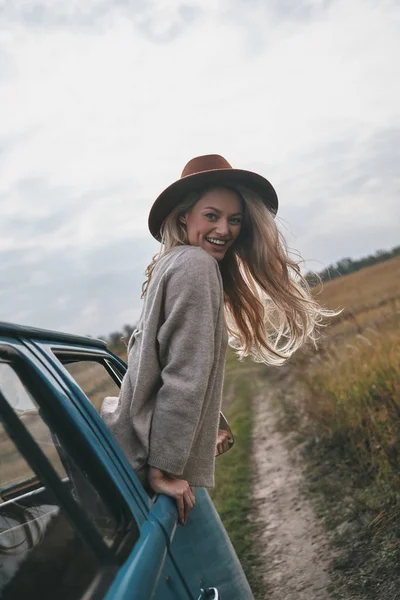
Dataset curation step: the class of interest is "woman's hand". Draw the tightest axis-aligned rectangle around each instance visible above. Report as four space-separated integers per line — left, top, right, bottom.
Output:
148 467 195 525
215 428 233 456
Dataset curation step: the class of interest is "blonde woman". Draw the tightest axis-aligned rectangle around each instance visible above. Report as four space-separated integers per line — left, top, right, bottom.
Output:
102 154 329 526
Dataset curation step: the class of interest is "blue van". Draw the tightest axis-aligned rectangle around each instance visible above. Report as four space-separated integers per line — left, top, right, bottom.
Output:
0 322 254 599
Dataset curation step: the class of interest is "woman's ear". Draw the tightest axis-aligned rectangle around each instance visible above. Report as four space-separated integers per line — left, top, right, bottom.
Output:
179 215 187 225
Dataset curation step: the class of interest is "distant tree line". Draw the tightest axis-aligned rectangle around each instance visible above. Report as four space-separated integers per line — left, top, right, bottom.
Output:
305 245 400 287
100 323 136 349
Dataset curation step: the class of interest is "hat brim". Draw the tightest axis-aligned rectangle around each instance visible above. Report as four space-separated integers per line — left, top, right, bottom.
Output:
148 168 278 240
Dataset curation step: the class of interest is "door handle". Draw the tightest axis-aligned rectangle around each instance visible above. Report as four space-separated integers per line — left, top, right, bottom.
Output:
198 587 219 599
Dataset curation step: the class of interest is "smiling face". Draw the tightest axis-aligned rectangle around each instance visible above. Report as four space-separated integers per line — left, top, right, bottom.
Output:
180 187 243 261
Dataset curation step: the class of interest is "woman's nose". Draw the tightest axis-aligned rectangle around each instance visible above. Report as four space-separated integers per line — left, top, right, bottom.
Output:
215 219 230 236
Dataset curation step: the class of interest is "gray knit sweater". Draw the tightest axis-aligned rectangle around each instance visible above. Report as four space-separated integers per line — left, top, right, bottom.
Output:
101 245 228 488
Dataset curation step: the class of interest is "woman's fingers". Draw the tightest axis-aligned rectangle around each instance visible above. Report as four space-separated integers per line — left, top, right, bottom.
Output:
182 492 192 524
176 495 185 525
187 486 195 505
147 470 196 525
183 488 197 523
177 492 193 525
215 429 233 456
183 490 194 509
216 440 228 455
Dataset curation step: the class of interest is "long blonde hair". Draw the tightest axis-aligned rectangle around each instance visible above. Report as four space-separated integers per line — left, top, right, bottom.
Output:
142 185 333 365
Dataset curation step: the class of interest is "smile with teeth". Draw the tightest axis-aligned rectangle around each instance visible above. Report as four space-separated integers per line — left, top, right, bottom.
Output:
205 237 228 247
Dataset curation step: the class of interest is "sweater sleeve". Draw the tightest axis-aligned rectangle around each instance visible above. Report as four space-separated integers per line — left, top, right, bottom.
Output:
147 249 222 477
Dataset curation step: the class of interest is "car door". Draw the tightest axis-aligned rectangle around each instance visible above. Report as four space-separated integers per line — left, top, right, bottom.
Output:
0 339 194 600
25 338 254 600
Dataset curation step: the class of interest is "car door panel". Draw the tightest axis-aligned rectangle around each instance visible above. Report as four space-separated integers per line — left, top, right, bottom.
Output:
2 336 253 599
0 339 193 598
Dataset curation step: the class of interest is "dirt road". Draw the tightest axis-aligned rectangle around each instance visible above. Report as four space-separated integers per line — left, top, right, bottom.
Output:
252 383 333 600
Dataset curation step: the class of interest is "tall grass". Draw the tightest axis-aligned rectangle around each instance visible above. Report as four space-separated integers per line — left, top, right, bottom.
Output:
302 258 400 489
303 328 400 487
276 258 400 596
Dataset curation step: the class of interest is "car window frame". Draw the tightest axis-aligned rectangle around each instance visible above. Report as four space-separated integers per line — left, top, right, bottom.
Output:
0 374 120 599
56 349 125 387
0 344 139 562
0 377 114 561
19 339 152 515
54 350 124 410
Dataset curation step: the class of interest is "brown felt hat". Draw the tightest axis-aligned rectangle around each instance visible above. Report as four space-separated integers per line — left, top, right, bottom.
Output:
148 154 278 241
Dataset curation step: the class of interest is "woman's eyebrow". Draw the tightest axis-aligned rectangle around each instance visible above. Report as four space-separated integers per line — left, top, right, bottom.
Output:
202 206 243 216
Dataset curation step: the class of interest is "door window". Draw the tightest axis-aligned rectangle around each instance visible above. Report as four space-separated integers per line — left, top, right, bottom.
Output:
0 427 108 600
60 357 121 412
0 363 66 482
0 355 139 598
0 362 118 544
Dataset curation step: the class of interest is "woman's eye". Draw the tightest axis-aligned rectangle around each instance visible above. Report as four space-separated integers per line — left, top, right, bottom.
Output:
205 213 217 220
230 218 242 225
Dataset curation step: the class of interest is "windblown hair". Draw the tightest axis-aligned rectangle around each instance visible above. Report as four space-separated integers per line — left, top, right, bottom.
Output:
142 185 334 365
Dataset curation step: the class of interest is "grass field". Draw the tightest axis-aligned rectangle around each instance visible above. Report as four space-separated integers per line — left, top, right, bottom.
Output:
270 255 400 599
302 257 400 488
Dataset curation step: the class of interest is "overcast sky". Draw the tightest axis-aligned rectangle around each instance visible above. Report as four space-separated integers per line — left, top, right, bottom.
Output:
1 0 399 338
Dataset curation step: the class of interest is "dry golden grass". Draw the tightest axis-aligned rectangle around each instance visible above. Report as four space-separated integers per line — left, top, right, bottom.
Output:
315 256 400 314
312 256 400 341
295 257 400 491
304 330 400 474
279 259 400 597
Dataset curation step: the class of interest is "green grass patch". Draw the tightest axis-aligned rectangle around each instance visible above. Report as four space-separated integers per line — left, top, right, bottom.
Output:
210 366 266 599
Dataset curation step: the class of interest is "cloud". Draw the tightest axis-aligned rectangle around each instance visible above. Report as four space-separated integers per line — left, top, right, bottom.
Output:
278 126 400 268
0 0 207 43
222 0 336 55
0 233 159 335
0 45 16 82
0 0 399 335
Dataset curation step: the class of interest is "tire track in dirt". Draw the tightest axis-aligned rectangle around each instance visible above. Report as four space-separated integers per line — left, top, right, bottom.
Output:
252 383 333 600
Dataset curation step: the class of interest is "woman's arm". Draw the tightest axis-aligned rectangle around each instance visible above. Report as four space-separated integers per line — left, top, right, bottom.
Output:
148 250 222 478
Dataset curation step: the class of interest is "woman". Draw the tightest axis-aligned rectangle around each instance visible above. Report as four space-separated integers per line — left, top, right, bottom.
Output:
102 154 330 526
